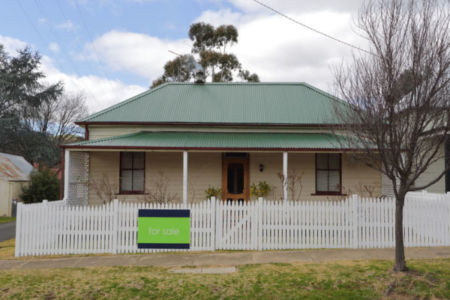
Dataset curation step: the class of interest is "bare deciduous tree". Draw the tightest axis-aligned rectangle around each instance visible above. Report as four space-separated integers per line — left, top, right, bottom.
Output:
35 93 88 145
278 170 304 201
89 174 118 204
144 171 179 204
334 0 449 271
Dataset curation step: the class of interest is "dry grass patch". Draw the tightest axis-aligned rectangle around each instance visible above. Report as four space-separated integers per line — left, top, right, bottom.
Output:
0 239 15 259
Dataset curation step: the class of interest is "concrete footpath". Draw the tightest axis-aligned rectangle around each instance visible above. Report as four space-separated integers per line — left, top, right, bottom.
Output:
1 247 449 270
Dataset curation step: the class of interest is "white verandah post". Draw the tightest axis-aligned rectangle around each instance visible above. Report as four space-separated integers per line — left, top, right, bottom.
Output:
183 151 188 205
64 149 70 201
283 152 288 203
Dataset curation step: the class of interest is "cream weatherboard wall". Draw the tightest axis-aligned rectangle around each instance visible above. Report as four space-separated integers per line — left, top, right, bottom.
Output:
86 125 335 140
86 151 381 205
88 152 221 205
414 144 446 193
248 153 382 201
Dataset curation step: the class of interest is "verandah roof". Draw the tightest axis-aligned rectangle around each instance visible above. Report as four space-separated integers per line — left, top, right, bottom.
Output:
64 131 358 151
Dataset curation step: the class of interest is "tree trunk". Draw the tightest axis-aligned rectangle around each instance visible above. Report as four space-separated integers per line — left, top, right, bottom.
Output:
394 196 408 272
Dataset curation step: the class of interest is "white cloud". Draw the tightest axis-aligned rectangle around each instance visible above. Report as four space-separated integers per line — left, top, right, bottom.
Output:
0 34 146 114
194 6 367 92
0 35 27 54
226 0 361 14
82 30 192 84
56 20 78 32
81 2 367 94
195 8 247 25
48 42 60 53
40 57 146 114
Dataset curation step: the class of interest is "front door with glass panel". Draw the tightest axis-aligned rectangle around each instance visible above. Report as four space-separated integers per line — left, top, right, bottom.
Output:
222 153 249 203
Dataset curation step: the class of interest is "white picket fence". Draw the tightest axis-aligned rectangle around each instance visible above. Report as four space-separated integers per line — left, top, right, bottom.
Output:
15 192 450 257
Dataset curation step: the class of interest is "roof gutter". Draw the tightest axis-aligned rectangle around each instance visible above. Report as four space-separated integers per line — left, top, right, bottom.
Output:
74 121 346 128
60 144 366 152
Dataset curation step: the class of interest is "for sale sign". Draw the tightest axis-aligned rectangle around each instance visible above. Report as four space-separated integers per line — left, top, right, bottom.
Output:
137 209 190 249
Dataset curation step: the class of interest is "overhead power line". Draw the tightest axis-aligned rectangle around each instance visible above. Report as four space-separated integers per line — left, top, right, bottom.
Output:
72 0 111 80
168 50 182 56
252 0 375 56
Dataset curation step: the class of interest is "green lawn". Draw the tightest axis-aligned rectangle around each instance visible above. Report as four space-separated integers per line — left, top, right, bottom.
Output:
0 217 15 224
0 258 449 299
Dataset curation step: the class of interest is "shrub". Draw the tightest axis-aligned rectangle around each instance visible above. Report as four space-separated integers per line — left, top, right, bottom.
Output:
250 181 272 198
21 168 60 203
204 186 221 200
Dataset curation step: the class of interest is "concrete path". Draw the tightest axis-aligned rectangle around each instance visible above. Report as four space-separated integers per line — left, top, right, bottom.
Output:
0 221 15 242
1 247 449 270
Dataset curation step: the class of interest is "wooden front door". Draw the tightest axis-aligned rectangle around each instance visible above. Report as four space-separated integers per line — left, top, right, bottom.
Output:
222 153 249 202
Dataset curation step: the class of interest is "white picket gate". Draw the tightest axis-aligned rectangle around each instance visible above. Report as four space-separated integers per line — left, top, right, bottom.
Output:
215 200 258 250
15 192 450 257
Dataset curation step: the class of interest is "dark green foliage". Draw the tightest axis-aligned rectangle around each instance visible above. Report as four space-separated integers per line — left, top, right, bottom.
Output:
151 22 259 88
21 168 60 203
0 44 67 166
0 46 62 120
189 23 216 53
239 69 260 82
153 54 197 86
0 117 61 166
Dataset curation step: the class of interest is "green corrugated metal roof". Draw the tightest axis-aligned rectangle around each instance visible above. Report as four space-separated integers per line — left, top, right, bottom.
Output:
66 131 351 150
79 82 347 125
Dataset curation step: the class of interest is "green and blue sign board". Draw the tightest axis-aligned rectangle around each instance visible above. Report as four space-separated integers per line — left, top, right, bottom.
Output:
137 209 190 249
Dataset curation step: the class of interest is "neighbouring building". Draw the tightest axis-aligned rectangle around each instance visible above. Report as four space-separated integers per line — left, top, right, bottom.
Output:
0 153 33 216
415 137 450 193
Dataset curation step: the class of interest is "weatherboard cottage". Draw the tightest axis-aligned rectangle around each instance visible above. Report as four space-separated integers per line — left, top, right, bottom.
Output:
61 82 389 205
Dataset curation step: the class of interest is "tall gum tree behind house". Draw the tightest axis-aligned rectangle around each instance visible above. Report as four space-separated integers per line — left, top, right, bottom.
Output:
334 0 449 272
151 22 259 88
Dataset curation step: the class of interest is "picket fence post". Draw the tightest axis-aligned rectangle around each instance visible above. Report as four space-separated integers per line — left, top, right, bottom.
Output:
258 197 263 251
211 197 216 251
351 195 359 249
112 199 119 254
447 193 450 246
14 202 23 257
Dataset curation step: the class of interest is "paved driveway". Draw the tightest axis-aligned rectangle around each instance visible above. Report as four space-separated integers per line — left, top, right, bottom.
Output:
0 221 15 242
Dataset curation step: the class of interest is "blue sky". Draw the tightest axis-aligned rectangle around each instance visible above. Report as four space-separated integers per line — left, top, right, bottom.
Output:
0 0 363 113
1 0 235 86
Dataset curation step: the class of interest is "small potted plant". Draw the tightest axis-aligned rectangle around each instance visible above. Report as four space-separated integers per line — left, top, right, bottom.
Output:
250 181 272 198
204 186 221 200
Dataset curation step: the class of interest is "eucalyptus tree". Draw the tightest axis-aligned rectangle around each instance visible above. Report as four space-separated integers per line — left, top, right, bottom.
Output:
151 22 259 88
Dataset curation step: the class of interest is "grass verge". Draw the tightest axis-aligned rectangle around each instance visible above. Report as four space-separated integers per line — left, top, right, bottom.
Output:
0 239 14 259
0 258 449 299
0 217 15 224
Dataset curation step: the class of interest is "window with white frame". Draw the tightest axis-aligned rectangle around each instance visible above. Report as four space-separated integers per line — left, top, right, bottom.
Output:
315 153 341 194
120 152 145 193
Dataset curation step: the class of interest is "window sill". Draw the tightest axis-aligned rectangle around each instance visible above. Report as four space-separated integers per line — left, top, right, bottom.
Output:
116 192 148 195
311 193 347 196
